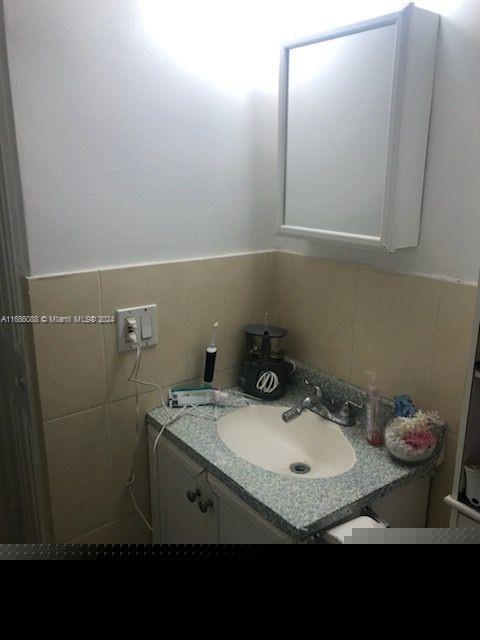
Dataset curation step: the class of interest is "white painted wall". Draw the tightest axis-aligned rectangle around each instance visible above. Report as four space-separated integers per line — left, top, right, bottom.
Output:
3 0 277 275
4 0 480 282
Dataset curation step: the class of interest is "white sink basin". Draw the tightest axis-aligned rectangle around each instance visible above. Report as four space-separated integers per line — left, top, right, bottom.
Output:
217 405 356 479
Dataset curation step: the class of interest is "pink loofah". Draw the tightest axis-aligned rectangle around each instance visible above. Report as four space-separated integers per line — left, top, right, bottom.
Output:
403 430 436 449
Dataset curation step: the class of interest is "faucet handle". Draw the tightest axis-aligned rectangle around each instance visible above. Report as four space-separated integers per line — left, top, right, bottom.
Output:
304 379 322 397
339 400 363 426
343 400 363 410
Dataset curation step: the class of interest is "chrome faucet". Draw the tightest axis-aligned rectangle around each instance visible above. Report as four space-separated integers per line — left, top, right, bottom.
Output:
281 380 323 422
282 379 362 427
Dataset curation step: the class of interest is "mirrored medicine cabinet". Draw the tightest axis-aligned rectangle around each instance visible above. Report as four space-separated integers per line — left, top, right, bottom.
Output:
277 3 439 252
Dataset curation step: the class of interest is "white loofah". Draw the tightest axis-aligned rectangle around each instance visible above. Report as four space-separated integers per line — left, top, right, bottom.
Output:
385 410 439 463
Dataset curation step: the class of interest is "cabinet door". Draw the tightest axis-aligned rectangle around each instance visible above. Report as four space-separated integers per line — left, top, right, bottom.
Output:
208 475 292 544
372 475 431 528
153 438 217 544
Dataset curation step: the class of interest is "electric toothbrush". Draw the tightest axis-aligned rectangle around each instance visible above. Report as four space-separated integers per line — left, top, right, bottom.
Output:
203 321 219 385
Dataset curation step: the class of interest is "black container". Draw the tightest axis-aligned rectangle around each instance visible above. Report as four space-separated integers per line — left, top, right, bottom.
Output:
239 324 294 400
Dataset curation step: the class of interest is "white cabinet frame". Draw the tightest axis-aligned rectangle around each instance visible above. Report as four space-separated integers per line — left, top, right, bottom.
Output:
277 3 439 252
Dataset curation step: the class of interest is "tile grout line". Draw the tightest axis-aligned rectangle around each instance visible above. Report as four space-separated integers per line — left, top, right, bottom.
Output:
182 260 188 383
349 265 359 384
26 249 480 288
28 249 275 281
433 280 443 332
42 366 243 424
96 269 109 409
103 399 117 529
274 250 478 286
427 279 444 398
271 251 277 325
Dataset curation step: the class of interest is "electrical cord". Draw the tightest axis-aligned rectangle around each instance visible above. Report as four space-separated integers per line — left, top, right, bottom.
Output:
126 336 186 532
125 342 163 532
124 336 219 532
151 404 212 490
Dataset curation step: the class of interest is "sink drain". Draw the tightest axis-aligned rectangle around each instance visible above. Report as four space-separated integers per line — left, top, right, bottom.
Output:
289 462 311 475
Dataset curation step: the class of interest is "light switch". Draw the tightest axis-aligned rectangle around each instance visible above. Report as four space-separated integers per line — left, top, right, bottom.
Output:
141 315 153 340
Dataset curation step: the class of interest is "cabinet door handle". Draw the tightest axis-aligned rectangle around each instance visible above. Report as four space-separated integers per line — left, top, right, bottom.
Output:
198 499 213 514
186 489 201 503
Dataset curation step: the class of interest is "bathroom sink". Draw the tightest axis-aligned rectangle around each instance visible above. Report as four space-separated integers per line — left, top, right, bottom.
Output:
217 405 356 478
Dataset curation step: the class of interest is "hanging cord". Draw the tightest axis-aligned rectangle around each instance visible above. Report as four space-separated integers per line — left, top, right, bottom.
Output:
125 342 219 531
151 405 214 490
126 342 187 532
151 394 252 491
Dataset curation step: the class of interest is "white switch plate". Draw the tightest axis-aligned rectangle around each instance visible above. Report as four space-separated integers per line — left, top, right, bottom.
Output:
116 304 158 352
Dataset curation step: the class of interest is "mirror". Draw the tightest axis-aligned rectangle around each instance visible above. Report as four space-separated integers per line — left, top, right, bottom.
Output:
277 4 439 252
286 25 395 238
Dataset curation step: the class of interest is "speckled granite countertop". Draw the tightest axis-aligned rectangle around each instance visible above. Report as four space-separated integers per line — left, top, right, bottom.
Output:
146 364 445 541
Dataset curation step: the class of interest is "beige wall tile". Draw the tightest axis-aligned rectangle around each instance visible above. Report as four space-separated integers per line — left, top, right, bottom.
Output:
352 330 436 404
425 281 477 430
210 367 242 389
352 267 441 403
275 253 314 364
100 261 187 401
309 261 355 381
273 252 295 330
354 268 441 340
175 367 242 391
274 254 330 328
67 513 151 544
427 431 459 527
306 318 353 382
381 272 441 332
437 281 477 335
185 253 274 380
29 272 107 420
351 368 432 406
431 331 472 377
420 371 468 433
107 391 158 520
274 253 355 382
44 406 115 542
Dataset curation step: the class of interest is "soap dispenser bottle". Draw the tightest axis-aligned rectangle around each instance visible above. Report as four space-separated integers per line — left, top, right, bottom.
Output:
365 372 383 447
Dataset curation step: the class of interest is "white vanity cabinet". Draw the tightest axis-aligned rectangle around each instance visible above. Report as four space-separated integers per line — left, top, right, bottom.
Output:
208 475 292 544
372 475 430 528
150 429 431 544
150 435 289 544
150 435 218 544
